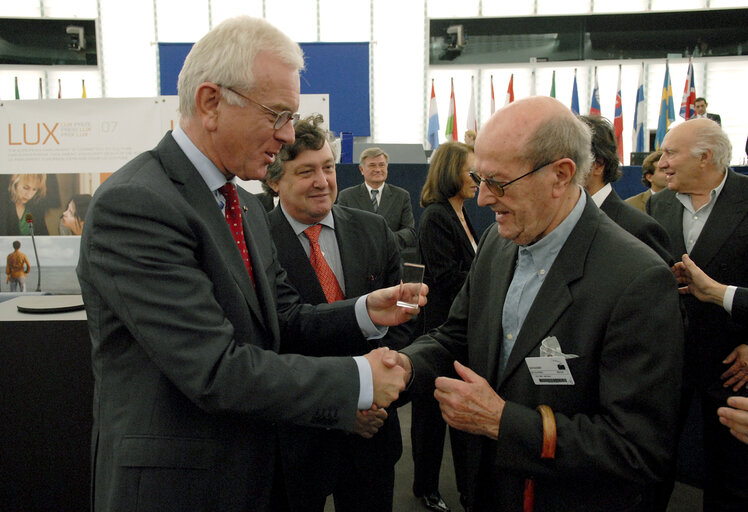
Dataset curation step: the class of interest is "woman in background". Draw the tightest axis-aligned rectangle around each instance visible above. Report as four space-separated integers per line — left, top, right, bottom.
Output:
411 141 477 512
1 174 48 236
59 194 92 235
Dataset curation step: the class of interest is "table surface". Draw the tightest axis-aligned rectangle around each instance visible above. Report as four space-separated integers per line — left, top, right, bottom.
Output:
0 295 87 321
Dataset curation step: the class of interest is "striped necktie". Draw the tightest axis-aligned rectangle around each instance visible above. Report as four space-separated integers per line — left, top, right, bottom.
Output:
303 224 344 303
371 188 379 213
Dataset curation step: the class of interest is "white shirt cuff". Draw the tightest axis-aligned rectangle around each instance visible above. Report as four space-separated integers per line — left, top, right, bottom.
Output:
353 355 373 409
355 294 387 339
724 285 737 315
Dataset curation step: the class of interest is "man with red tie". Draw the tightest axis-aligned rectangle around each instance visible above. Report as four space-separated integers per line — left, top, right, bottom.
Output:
77 16 422 512
265 114 410 511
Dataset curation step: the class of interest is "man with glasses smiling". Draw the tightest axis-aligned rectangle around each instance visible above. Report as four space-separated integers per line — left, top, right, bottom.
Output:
388 96 684 511
77 16 423 512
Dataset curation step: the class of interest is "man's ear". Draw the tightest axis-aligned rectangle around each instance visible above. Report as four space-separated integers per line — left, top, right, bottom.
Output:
195 82 222 132
551 158 576 197
359 164 364 176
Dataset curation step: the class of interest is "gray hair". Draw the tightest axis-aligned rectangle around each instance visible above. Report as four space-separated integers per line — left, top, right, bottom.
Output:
522 113 593 186
689 120 732 170
177 16 304 118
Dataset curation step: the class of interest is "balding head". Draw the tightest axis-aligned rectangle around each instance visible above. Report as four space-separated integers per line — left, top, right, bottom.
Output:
476 97 593 187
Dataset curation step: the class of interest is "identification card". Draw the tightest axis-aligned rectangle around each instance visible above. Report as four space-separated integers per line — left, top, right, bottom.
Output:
525 356 575 385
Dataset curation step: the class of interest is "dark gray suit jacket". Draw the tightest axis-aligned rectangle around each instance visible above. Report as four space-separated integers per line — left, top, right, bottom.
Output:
600 188 673 264
735 287 748 325
78 133 367 512
269 204 405 508
337 182 416 252
403 194 683 511
648 169 748 387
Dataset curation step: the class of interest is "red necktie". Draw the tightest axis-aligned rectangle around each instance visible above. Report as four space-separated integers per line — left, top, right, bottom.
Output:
303 224 344 303
218 183 254 285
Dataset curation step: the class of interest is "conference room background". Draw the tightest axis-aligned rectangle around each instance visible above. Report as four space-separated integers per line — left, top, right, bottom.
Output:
2 0 747 165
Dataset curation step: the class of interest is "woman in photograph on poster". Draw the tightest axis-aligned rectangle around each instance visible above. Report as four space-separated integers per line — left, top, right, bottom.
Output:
0 174 49 236
59 194 92 235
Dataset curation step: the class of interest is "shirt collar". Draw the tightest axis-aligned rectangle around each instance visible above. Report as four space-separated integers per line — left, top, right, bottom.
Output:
675 168 728 213
279 204 336 237
590 182 613 208
520 187 587 265
171 125 236 192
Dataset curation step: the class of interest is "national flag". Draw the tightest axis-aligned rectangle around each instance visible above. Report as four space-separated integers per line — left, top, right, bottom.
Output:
504 74 514 106
38 78 43 99
57 79 61 99
655 62 676 150
82 79 87 98
679 57 696 120
589 67 601 116
466 76 477 134
427 79 440 150
550 70 556 98
445 77 458 141
614 65 624 161
632 63 646 153
571 69 579 114
14 76 19 99
490 75 495 114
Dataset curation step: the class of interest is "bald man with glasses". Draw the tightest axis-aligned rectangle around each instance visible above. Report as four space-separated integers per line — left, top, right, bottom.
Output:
387 96 684 511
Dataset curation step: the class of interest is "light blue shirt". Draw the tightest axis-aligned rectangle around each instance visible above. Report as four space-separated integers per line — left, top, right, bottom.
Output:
676 169 727 254
498 189 587 377
171 126 378 409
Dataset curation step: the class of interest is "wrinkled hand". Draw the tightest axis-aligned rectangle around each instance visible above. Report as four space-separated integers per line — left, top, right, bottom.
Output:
365 347 407 407
365 283 429 326
718 396 748 445
354 404 388 439
672 254 727 306
434 361 504 440
722 344 748 391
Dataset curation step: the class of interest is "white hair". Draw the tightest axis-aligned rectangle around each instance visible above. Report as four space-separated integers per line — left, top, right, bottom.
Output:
177 16 304 118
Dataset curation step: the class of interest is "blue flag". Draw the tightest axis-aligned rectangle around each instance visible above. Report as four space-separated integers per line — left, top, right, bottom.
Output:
632 63 646 153
655 62 675 150
571 70 579 114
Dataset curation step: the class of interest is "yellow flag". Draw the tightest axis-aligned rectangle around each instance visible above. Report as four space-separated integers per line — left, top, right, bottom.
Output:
82 79 86 98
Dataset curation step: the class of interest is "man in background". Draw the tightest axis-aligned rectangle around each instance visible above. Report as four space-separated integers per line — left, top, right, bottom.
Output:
580 115 672 264
694 97 721 126
391 97 683 511
5 240 30 292
648 118 748 511
625 150 666 213
77 16 420 512
266 114 407 512
337 147 417 258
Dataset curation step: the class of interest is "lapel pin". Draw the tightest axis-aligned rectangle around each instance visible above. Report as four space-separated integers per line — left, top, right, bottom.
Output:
242 206 248 212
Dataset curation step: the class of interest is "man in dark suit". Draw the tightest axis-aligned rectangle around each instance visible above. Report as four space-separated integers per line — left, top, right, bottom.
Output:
694 97 721 126
387 96 684 511
77 16 421 512
337 147 417 256
625 150 666 213
648 117 748 511
580 115 673 264
264 114 407 512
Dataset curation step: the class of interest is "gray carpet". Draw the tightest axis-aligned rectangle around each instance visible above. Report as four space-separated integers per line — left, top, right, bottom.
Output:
326 402 703 511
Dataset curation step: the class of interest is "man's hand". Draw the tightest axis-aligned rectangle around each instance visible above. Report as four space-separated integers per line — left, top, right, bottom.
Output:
718 396 748 445
365 283 429 326
722 344 748 391
434 361 504 440
673 254 727 306
381 349 413 383
353 404 388 439
365 347 407 407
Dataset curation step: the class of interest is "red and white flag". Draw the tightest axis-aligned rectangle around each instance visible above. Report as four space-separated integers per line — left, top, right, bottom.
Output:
504 74 514 106
490 75 496 114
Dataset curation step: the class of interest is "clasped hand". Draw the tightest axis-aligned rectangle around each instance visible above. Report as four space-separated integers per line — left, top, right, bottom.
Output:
365 283 429 326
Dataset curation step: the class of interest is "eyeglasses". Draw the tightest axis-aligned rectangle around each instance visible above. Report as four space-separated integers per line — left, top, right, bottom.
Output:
221 85 300 130
469 159 560 197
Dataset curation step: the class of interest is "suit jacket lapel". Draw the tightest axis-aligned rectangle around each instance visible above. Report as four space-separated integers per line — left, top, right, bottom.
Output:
658 192 687 259
497 199 595 387
358 183 376 213
486 240 518 386
333 206 368 298
690 170 748 268
156 134 267 334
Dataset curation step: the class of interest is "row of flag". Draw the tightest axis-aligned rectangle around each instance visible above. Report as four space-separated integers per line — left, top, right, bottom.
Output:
7 77 87 99
428 58 701 160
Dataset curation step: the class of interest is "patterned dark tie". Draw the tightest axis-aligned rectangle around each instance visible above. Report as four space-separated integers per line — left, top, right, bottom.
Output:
371 189 379 213
303 224 344 303
218 183 255 286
